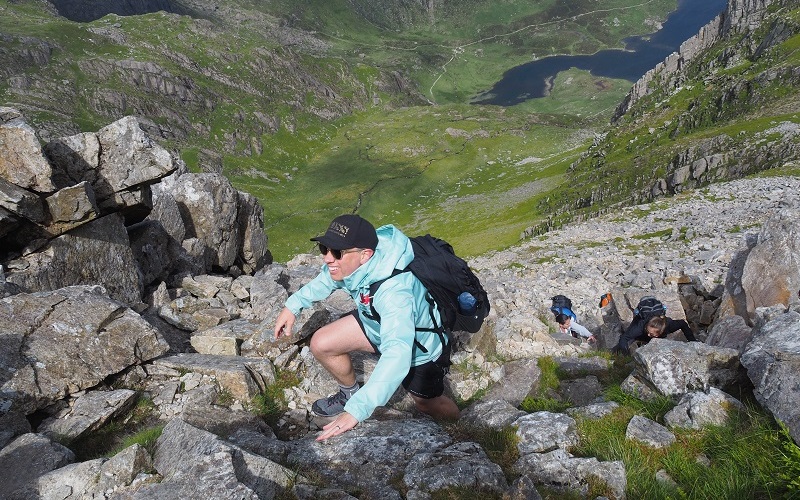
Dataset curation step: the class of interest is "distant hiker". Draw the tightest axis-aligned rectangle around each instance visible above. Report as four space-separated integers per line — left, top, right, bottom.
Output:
273 214 459 441
612 296 697 355
550 294 577 321
555 313 596 343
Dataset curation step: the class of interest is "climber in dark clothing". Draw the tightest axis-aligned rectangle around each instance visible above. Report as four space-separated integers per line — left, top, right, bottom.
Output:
613 315 696 355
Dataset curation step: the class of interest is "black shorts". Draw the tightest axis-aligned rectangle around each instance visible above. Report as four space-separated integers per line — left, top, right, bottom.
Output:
349 310 449 399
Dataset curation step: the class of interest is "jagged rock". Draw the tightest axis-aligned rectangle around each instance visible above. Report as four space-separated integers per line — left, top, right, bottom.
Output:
138 418 300 499
513 448 626 500
705 313 753 352
236 191 270 273
128 219 176 287
278 419 452 498
181 274 231 298
0 176 46 224
180 402 276 440
632 339 743 398
740 208 800 317
620 372 662 402
515 411 579 455
0 400 31 449
152 353 276 401
42 131 100 190
482 358 540 406
38 389 138 444
0 433 75 499
0 286 168 413
626 415 676 448
664 388 744 430
566 401 620 420
557 375 603 406
553 355 611 377
170 172 241 271
0 107 56 193
36 443 152 499
95 116 175 199
404 441 508 494
740 310 800 444
191 318 259 355
505 475 543 500
3 213 143 303
460 399 526 429
44 181 99 235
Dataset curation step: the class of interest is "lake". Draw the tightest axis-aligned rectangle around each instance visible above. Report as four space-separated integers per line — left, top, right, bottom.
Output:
473 0 727 106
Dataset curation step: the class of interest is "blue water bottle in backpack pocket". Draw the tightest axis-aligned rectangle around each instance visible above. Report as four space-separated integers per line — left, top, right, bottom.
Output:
458 291 477 316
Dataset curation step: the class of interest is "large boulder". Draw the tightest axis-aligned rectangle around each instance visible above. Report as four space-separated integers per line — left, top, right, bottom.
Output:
630 339 743 398
740 310 800 444
3 213 143 303
740 209 800 316
0 107 56 193
0 286 168 413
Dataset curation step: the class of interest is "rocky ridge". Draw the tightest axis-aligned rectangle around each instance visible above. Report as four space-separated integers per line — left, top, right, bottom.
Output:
1 112 799 498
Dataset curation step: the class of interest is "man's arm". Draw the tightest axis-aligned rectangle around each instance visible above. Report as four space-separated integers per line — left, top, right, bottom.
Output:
275 269 340 339
343 279 418 422
570 321 595 340
613 318 644 354
667 318 697 341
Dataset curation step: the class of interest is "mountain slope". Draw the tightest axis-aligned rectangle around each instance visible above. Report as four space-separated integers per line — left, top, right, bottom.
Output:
531 0 800 235
3 0 799 260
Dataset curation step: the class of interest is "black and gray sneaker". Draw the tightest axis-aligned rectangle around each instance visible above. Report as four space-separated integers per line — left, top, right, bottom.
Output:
311 389 349 417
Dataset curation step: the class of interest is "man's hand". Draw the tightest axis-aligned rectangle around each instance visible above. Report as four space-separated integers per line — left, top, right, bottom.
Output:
273 307 296 340
316 412 358 441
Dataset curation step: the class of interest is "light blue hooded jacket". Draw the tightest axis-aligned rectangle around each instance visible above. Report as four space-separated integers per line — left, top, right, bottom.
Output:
284 224 445 422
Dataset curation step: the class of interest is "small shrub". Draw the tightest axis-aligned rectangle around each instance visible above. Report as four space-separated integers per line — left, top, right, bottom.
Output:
249 369 301 426
214 388 234 407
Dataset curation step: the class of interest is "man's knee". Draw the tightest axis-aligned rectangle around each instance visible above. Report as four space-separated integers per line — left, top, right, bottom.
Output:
309 315 367 357
309 325 338 356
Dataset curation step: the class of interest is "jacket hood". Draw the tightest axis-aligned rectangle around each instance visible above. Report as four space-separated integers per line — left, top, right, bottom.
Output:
341 224 412 290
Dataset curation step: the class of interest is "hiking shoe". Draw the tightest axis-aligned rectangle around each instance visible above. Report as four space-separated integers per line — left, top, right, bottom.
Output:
311 390 349 417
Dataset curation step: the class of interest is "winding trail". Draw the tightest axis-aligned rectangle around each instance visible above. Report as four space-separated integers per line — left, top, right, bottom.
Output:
317 0 660 104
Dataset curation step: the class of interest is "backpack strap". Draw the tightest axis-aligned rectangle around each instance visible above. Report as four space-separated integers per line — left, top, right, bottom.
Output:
364 269 447 355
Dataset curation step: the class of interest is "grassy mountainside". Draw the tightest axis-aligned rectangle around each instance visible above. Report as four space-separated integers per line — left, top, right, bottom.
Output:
5 0 798 261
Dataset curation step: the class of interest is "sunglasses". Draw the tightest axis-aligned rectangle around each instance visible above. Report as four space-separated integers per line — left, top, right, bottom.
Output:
318 244 361 260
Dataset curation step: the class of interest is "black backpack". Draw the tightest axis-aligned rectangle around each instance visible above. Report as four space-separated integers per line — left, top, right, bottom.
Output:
367 234 490 334
634 296 667 321
550 294 576 320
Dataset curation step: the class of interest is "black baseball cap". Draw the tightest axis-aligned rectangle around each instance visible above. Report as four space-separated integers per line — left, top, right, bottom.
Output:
311 214 378 250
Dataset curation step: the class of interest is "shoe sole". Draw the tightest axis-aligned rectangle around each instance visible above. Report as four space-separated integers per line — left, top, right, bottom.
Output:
311 408 345 418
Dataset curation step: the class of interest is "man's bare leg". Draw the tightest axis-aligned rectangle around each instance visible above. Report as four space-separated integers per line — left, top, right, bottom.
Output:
411 394 461 421
309 314 375 385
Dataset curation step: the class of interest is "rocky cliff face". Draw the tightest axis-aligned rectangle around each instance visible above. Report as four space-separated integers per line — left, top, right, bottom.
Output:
534 0 800 239
1 111 799 499
613 0 779 120
0 107 270 304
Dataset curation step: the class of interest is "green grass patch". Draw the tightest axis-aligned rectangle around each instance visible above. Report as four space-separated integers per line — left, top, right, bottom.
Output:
572 402 800 499
249 368 302 426
67 395 162 461
444 421 521 479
